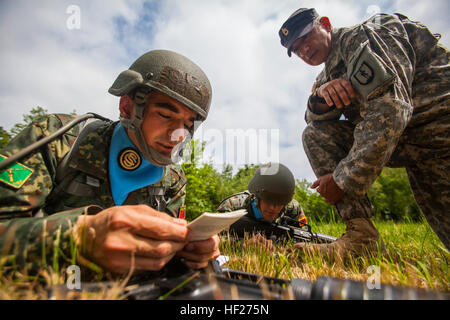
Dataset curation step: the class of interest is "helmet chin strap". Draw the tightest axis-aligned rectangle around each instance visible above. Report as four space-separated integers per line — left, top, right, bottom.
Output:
120 88 172 167
120 88 195 167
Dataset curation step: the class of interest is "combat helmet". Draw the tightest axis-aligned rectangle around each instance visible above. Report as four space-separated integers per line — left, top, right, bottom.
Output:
248 163 295 205
109 50 212 166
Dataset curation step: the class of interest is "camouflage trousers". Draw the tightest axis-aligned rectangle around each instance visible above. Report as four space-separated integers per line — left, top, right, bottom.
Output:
302 119 450 250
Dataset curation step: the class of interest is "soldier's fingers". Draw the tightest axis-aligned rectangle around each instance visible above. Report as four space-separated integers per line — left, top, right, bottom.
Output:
176 247 220 263
98 251 176 274
327 86 344 109
311 180 320 189
316 186 321 194
341 80 356 99
321 89 335 107
184 260 209 270
335 82 351 106
177 236 220 263
133 254 176 271
132 205 187 226
183 236 220 255
315 178 323 192
133 236 187 258
132 215 189 242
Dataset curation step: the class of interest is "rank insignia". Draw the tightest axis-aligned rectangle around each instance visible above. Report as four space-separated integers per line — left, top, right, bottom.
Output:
118 148 142 171
0 154 34 189
178 205 186 220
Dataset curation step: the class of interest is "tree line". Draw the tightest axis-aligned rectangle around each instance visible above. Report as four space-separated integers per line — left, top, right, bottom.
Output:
1 107 422 223
182 141 422 222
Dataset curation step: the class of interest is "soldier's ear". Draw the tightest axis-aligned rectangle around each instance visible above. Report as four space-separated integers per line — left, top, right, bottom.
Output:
119 95 135 119
319 17 332 32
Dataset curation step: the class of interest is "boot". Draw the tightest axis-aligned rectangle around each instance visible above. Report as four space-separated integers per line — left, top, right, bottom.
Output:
296 218 386 258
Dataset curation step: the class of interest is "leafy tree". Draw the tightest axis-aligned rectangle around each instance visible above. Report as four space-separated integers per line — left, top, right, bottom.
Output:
294 179 338 223
0 126 11 149
182 140 220 219
10 106 49 137
294 169 421 223
216 164 259 202
181 142 421 223
7 106 77 141
2 106 79 152
182 140 259 220
368 168 421 221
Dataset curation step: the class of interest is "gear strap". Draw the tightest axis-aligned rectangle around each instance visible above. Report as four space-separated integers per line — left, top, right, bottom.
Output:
49 116 171 212
46 118 111 210
148 186 167 212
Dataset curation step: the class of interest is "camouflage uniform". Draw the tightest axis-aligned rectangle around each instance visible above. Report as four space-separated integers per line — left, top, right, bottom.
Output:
302 14 450 249
0 114 186 272
217 191 306 231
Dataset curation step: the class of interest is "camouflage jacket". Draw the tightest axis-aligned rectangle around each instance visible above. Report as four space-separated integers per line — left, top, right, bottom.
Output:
217 191 306 225
306 13 450 197
0 114 186 272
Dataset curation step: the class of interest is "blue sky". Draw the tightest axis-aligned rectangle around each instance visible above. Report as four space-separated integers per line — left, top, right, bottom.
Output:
0 0 448 181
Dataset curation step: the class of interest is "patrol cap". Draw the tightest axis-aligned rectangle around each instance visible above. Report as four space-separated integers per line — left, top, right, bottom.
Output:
279 8 319 57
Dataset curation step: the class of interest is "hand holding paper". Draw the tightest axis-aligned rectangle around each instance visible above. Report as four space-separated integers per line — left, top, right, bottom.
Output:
187 209 247 241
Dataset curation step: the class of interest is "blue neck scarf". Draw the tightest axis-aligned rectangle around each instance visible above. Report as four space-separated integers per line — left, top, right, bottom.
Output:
251 198 264 221
109 123 164 205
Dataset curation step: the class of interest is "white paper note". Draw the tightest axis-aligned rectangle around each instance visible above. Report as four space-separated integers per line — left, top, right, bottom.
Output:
187 209 247 241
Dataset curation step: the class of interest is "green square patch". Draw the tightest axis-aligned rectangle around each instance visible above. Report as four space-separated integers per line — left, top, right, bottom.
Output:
0 154 34 189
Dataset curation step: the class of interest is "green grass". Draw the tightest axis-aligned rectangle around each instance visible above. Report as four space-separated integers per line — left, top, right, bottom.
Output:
221 220 449 293
0 220 448 299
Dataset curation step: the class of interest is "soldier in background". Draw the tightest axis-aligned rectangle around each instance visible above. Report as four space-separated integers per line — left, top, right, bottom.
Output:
217 163 307 243
0 50 220 274
279 8 449 257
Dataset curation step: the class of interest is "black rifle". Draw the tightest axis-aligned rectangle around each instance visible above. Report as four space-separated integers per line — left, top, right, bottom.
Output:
48 258 449 300
120 259 449 300
228 215 337 244
0 113 110 171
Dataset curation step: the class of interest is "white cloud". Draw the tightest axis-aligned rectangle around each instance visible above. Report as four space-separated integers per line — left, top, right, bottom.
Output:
147 0 364 178
0 0 146 128
0 0 448 182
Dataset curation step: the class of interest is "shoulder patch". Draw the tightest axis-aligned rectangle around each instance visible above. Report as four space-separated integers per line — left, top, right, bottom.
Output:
347 41 396 100
0 154 34 189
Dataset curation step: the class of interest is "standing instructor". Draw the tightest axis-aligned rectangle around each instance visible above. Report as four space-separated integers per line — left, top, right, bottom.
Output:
279 8 449 257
